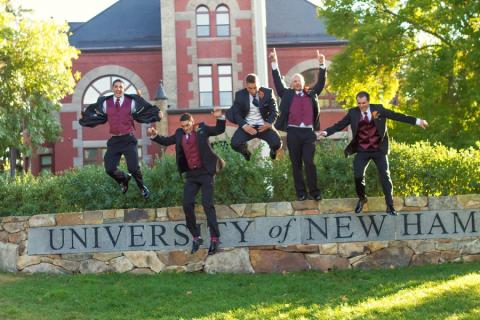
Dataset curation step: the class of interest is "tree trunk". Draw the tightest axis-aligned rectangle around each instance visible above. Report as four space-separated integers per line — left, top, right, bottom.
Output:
9 147 17 178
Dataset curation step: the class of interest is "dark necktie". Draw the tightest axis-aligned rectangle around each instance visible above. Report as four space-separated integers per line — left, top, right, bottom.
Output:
363 112 368 121
115 97 120 109
252 96 259 107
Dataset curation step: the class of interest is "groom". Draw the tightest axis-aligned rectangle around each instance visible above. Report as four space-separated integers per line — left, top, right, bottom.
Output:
320 91 428 215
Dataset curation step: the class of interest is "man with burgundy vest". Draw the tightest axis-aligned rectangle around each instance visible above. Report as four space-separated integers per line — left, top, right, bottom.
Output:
270 48 326 201
320 91 428 215
227 73 281 161
147 108 225 255
79 79 161 198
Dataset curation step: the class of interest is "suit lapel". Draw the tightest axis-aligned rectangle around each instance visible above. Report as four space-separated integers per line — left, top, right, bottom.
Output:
351 107 361 136
371 105 385 136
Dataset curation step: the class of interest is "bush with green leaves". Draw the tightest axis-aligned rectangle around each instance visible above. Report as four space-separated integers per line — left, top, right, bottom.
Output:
0 140 478 216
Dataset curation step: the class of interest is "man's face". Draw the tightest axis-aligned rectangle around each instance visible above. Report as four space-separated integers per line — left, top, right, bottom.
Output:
291 74 305 91
112 81 124 97
357 96 370 111
246 82 258 97
180 120 194 134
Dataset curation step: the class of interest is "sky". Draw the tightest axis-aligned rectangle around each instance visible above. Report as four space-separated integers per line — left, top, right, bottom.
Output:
14 0 322 22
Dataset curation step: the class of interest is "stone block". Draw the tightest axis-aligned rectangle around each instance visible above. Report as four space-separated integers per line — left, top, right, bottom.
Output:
23 263 67 274
411 252 441 266
129 268 155 275
56 213 84 226
215 205 239 219
318 198 358 213
338 243 367 258
110 256 134 273
353 247 414 269
61 253 93 261
124 208 156 223
363 197 387 212
462 255 480 262
243 203 266 217
294 209 320 216
79 259 112 274
186 261 204 272
292 200 318 211
29 214 56 228
167 250 206 266
230 204 247 217
124 251 166 273
428 196 459 210
167 207 185 221
407 240 436 254
51 259 80 273
266 202 293 216
3 222 24 233
204 248 254 274
250 250 308 273
461 239 480 255
275 244 319 253
0 242 18 272
306 254 350 272
8 232 26 244
92 252 122 262
440 250 460 262
366 241 389 253
0 231 8 242
17 255 41 270
456 194 480 209
405 196 428 207
319 243 338 255
156 208 168 221
102 210 117 220
83 211 104 224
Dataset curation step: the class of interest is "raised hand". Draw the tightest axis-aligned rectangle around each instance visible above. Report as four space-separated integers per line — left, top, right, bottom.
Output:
317 50 325 65
211 106 223 118
269 48 278 64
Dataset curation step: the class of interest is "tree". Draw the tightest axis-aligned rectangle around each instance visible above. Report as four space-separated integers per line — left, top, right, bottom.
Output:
318 0 480 148
0 0 79 176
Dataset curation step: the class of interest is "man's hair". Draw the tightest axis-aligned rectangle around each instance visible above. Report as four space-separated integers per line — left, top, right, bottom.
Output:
245 73 258 84
180 113 193 122
356 91 370 101
112 79 125 86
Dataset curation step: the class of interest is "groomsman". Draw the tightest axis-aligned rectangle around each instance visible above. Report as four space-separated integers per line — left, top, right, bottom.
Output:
320 91 428 215
227 73 282 160
79 79 161 198
148 108 225 255
270 48 326 201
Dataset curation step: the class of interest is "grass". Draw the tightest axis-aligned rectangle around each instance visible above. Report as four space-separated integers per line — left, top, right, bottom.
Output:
1 262 480 319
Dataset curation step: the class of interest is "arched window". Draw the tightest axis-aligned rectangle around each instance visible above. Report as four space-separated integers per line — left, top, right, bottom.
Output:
196 6 210 37
215 5 230 37
301 69 337 108
82 75 137 107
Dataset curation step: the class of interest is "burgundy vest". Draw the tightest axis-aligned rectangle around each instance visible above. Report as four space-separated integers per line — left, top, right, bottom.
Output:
288 94 314 127
357 116 381 151
181 131 203 170
106 96 134 135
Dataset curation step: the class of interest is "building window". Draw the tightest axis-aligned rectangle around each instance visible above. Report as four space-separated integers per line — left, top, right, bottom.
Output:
218 65 232 106
215 5 230 37
196 6 210 37
301 68 337 108
82 76 137 107
198 65 213 107
83 148 106 165
39 154 52 173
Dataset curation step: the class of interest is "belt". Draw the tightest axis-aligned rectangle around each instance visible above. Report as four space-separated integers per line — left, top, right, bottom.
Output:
110 132 134 137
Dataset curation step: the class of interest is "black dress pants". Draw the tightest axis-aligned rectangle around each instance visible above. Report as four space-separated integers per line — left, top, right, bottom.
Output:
353 150 393 205
183 169 220 238
231 126 281 156
104 134 144 189
286 127 320 198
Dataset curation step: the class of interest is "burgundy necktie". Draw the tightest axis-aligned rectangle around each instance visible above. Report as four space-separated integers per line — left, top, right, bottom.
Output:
115 97 120 109
363 112 368 121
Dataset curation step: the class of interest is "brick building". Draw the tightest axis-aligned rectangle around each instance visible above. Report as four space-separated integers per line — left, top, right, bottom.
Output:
31 0 347 175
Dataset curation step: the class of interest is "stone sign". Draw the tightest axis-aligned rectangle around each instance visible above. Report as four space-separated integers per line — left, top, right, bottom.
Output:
28 209 478 255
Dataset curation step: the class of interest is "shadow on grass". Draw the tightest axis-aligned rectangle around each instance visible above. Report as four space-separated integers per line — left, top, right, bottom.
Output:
0 262 479 319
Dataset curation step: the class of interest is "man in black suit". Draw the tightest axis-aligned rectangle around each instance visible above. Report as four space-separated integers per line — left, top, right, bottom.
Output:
147 108 225 255
320 91 428 215
227 73 281 160
270 48 326 201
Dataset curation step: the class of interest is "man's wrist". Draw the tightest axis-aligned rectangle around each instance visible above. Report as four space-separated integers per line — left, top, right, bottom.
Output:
271 62 278 70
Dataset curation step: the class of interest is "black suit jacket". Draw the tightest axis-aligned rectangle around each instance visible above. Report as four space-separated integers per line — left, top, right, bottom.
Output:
324 104 417 156
272 66 326 131
79 94 161 128
226 87 278 127
151 119 226 175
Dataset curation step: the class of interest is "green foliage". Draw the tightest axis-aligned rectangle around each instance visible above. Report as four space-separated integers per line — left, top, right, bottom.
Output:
0 140 478 216
0 0 78 154
318 0 480 148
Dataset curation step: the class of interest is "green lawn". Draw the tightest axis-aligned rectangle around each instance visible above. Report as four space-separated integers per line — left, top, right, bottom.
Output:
1 262 480 319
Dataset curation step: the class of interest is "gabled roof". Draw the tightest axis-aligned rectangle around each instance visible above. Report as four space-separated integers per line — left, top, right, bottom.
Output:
266 0 344 45
69 0 342 51
69 0 161 50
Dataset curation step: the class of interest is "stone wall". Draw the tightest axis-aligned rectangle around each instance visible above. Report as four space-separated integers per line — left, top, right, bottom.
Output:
1 194 479 274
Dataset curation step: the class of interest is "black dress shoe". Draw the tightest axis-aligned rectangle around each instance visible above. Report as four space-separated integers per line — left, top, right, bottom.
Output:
386 204 398 216
297 195 307 201
355 197 368 213
191 238 204 254
311 193 323 201
120 174 132 194
208 241 219 255
140 186 150 199
269 148 277 160
242 152 251 161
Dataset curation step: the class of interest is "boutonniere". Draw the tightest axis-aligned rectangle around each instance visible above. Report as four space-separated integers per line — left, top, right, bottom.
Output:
372 111 380 119
258 89 265 100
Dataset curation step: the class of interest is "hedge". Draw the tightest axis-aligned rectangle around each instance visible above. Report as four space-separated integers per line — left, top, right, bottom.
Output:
0 140 478 216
